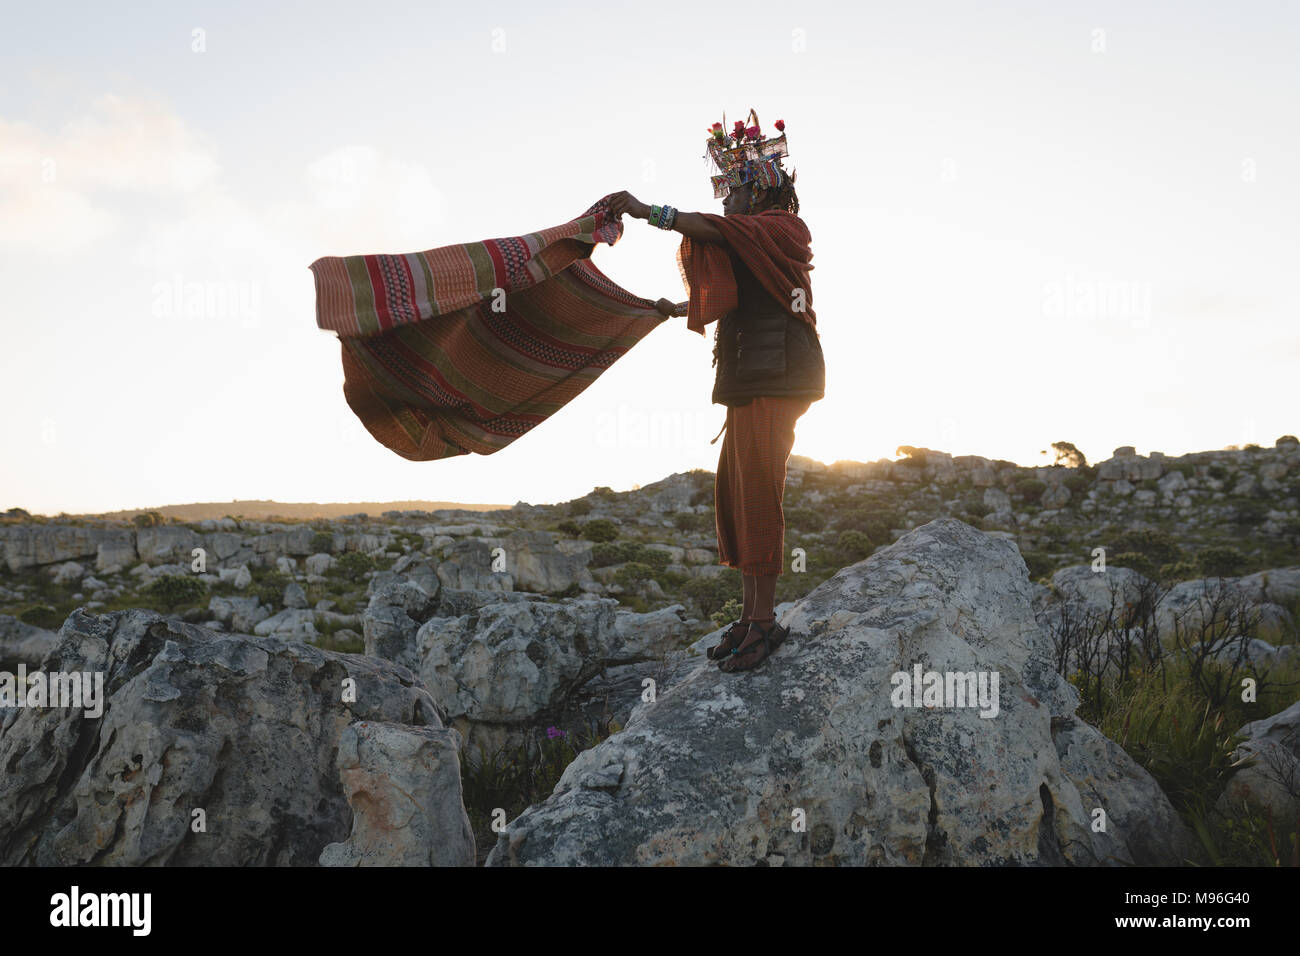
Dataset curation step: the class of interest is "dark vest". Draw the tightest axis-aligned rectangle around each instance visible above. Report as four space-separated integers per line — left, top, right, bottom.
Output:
711 252 826 407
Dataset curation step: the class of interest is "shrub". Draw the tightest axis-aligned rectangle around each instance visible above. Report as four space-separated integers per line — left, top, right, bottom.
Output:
310 532 335 554
1109 551 1157 580
132 511 166 528
684 571 742 619
1109 528 1181 567
1196 545 1247 579
614 562 655 590
964 500 993 519
580 519 619 543
1158 560 1200 583
555 519 581 537
1021 551 1055 580
1015 478 1046 504
145 574 208 610
591 487 618 502
834 506 896 541
334 551 376 582
1064 474 1092 495
19 604 62 629
836 530 874 562
785 507 827 533
673 511 712 532
566 499 593 517
710 598 744 629
591 541 669 570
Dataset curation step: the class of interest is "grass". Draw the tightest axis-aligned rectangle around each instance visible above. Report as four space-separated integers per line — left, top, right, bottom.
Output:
459 719 620 864
1062 590 1300 866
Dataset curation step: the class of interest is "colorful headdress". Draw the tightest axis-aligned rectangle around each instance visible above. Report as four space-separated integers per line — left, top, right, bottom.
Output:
705 108 792 199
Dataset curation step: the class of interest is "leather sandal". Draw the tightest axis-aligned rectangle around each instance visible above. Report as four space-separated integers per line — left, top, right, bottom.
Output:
719 618 789 673
708 619 751 661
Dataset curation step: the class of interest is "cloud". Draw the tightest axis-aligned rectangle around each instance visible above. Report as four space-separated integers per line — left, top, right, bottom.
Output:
0 93 221 252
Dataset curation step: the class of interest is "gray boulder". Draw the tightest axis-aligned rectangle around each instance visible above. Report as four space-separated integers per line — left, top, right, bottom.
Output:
319 720 474 866
0 608 453 865
0 615 58 668
487 518 1198 867
1215 700 1300 827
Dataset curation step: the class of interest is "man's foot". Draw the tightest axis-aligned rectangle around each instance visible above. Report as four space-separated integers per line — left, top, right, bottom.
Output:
719 618 787 673
708 619 751 661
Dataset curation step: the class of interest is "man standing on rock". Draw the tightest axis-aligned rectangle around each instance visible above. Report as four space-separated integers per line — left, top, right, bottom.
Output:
606 110 825 672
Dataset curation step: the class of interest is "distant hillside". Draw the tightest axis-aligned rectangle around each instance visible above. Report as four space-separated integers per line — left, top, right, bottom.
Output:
83 499 514 522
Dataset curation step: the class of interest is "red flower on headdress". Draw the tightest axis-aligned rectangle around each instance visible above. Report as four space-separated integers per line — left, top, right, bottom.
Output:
733 120 745 138
745 125 761 141
774 119 785 132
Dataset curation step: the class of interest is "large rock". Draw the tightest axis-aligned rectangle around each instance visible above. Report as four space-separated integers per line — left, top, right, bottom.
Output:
487 518 1198 867
319 720 474 866
502 529 595 594
1215 701 1300 827
0 608 456 865
0 615 58 668
436 539 513 591
0 525 133 573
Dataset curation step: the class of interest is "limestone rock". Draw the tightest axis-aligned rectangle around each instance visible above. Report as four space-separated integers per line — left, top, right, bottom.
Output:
0 608 446 865
319 720 475 867
487 518 1197 867
1215 701 1300 827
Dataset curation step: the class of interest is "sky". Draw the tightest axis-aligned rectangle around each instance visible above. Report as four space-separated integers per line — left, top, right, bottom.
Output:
1 0 1297 515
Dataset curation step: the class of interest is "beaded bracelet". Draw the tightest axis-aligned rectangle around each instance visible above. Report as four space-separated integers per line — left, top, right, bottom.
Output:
648 204 663 227
657 204 678 230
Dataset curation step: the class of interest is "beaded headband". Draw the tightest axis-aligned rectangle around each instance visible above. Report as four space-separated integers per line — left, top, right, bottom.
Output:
705 108 794 199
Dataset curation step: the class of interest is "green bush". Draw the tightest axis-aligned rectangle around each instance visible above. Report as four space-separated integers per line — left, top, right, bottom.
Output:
19 604 62 629
614 562 655 590
1015 478 1046 503
1109 528 1182 567
673 511 712 532
834 506 897 541
785 507 827 533
555 520 581 537
590 541 669 570
1021 552 1056 581
684 570 742 619
334 551 376 582
1109 551 1157 580
710 598 744 629
581 519 619 543
1158 560 1201 583
310 532 335 554
964 500 993 518
132 511 166 528
1064 474 1092 495
145 574 208 610
836 530 874 562
1196 545 1247 579
566 498 593 517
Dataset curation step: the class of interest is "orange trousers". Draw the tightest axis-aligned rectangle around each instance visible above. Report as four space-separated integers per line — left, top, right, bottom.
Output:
714 396 812 576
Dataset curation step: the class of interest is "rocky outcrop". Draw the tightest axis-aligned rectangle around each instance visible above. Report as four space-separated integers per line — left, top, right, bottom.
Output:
487 518 1200 867
1215 701 1300 826
319 720 474 866
0 608 463 866
0 615 57 668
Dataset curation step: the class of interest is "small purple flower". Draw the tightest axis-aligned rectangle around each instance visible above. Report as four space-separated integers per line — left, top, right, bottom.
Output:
546 726 567 739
